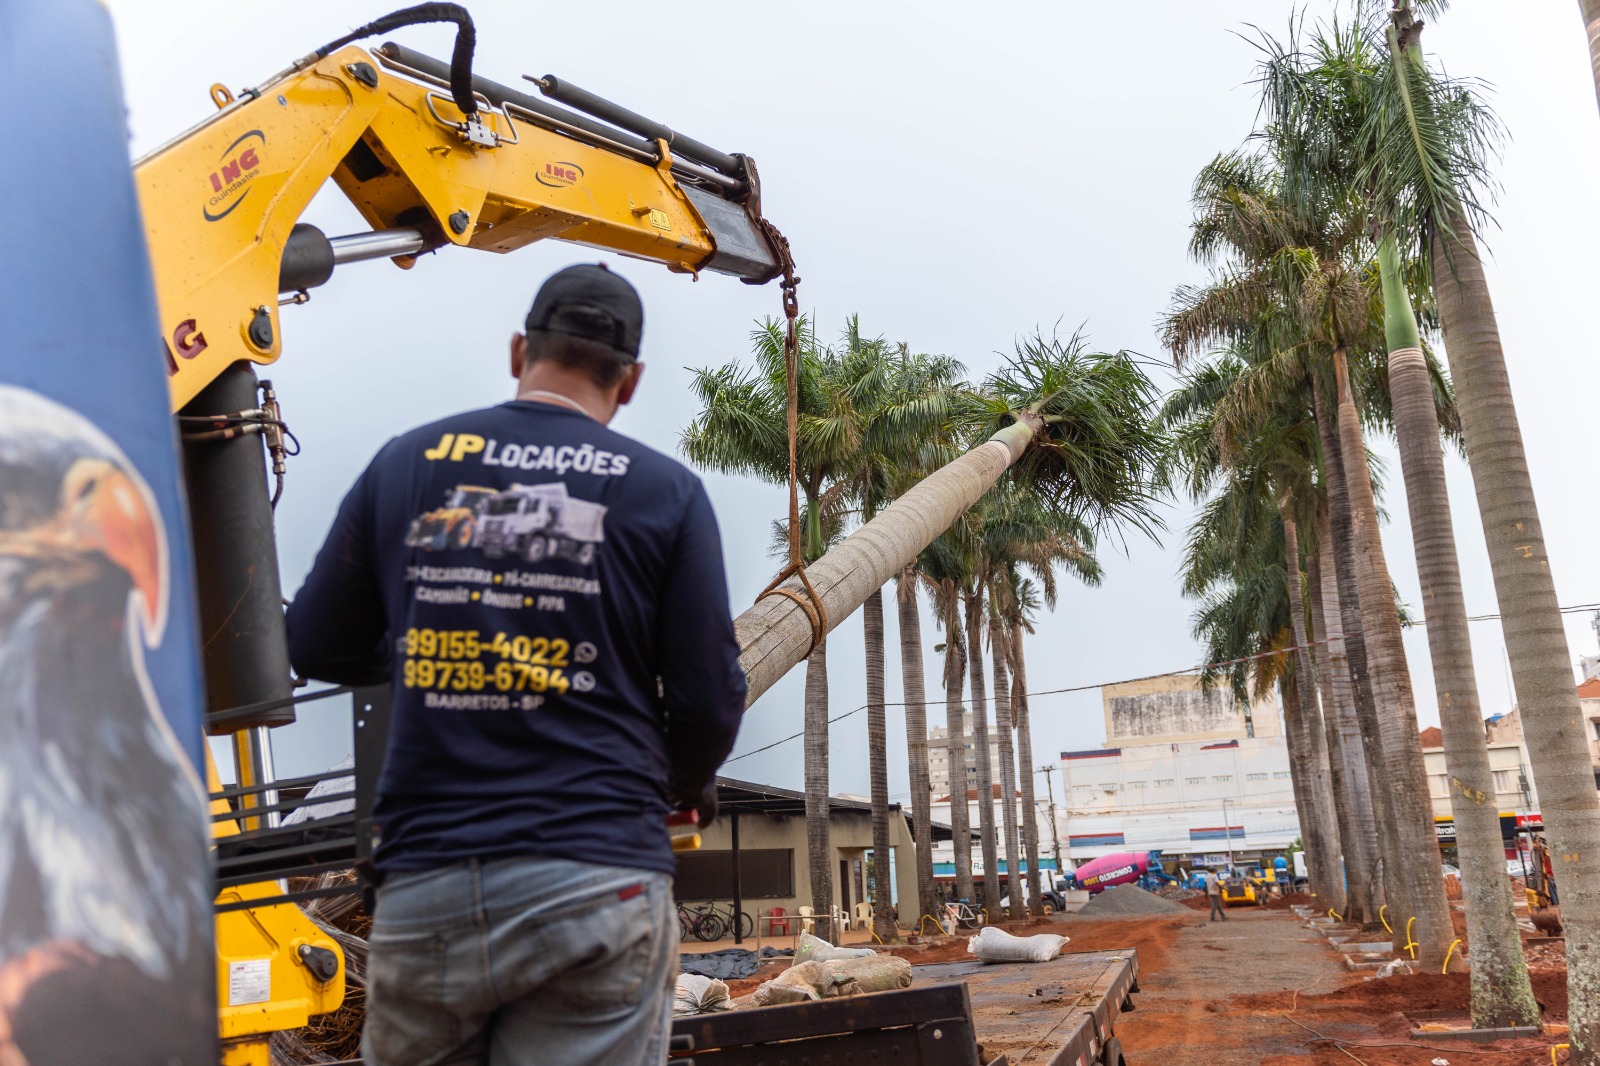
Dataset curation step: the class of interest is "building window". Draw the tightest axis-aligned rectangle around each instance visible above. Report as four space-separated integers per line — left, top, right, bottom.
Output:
1246 773 1268 782
1102 784 1120 793
1186 776 1205 786
675 848 795 900
1431 774 1449 798
1273 771 1291 780
1128 780 1147 789
1154 778 1174 787
1213 775 1232 783
1492 769 1517 794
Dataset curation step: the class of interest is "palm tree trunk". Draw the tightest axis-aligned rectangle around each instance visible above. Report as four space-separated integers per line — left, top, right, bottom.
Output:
1432 209 1600 1056
897 570 939 927
736 416 1041 703
1331 345 1453 968
990 615 1023 921
965 585 1002 916
1312 510 1376 924
1379 235 1536 1020
1011 620 1045 917
803 638 833 927
1278 505 1342 905
1313 368 1401 921
863 586 898 942
1582 0 1600 118
944 596 975 903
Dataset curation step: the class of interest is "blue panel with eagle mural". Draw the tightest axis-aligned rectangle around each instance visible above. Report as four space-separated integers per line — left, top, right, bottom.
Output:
0 2 218 1062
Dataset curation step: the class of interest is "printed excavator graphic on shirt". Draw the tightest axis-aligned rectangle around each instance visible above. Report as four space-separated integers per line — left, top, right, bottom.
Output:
408 482 607 565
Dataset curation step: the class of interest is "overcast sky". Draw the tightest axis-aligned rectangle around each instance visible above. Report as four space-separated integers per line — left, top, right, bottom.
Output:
106 1 1600 806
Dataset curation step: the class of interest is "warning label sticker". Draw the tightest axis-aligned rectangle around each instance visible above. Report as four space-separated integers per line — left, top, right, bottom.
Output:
228 958 271 1006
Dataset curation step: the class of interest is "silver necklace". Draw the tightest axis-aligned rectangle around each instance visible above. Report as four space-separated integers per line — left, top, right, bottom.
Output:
518 388 596 421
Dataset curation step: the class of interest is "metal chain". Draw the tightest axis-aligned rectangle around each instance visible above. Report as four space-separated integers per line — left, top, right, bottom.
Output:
753 219 828 657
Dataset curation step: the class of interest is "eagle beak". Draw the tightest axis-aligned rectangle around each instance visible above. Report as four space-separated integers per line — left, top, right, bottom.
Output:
61 458 166 636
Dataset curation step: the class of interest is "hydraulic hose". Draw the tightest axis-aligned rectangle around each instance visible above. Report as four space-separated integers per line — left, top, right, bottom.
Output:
313 4 477 116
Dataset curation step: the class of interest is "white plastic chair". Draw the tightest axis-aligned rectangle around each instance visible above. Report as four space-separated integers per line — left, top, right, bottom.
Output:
798 904 816 935
852 902 872 931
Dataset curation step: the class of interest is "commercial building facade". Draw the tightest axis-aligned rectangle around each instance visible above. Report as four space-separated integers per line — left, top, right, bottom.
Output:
1052 676 1300 872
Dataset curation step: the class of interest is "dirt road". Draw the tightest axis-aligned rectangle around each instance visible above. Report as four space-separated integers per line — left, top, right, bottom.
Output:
1067 906 1566 1064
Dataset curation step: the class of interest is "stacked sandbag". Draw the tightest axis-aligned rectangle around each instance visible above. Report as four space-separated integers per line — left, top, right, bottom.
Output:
966 926 1069 963
673 973 733 1015
749 955 913 1006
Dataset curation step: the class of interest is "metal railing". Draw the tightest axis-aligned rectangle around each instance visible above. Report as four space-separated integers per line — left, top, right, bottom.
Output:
209 685 390 913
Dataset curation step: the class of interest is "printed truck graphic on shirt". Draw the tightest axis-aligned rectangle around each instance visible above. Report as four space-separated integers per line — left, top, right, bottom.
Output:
410 482 607 565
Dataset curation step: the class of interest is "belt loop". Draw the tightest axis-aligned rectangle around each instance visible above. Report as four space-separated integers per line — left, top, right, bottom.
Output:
470 857 487 927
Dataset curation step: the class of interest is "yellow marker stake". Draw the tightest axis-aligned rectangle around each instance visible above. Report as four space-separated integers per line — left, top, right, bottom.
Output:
1404 916 1418 960
1442 938 1461 973
1379 904 1392 934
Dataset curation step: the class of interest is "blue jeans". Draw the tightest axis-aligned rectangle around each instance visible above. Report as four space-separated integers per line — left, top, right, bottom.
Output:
362 855 677 1066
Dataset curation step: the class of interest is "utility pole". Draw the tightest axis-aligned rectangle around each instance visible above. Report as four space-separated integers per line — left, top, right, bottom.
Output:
1222 797 1234 870
1037 765 1064 877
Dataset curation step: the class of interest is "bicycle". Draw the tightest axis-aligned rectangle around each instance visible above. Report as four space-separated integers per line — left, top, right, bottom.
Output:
676 900 726 942
705 901 755 940
942 899 985 931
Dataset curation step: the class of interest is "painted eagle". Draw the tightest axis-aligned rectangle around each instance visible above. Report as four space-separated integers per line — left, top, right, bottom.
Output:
0 386 213 1063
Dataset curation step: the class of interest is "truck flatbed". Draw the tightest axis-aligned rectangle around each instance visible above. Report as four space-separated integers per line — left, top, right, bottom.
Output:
919 947 1139 1064
671 947 1139 1065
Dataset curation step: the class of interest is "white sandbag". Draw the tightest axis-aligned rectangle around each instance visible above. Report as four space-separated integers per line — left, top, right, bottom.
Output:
673 973 732 1015
794 931 876 964
966 926 1069 963
748 956 913 1006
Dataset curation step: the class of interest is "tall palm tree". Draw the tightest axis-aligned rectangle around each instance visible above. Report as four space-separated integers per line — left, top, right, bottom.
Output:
978 488 1101 921
1159 366 1342 905
1308 498 1382 922
921 531 977 903
961 575 1001 915
684 315 884 923
1363 4 1600 1044
1007 579 1048 915
853 342 967 942
895 566 940 925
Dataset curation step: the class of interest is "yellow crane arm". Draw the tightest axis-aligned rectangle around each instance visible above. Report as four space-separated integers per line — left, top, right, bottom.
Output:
134 40 779 412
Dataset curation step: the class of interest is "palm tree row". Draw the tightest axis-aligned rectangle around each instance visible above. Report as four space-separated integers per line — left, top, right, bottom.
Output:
686 321 1161 932
1164 4 1600 1044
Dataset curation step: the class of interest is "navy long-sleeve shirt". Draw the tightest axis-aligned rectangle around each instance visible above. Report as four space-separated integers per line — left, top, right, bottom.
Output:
285 400 745 875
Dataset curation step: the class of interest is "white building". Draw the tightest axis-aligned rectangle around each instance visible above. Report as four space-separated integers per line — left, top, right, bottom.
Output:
928 715 1002 797
1054 676 1300 871
928 784 1059 887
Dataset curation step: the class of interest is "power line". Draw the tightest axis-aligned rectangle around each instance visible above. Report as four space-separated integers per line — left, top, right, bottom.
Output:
722 598 1600 765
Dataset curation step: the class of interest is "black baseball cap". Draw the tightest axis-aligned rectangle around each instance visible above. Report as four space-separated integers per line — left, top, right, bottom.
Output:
524 263 643 359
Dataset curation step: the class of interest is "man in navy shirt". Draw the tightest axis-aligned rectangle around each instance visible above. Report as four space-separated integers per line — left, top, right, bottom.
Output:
286 264 746 1066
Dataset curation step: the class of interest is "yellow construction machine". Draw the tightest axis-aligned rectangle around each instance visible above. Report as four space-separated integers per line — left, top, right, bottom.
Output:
132 6 786 1061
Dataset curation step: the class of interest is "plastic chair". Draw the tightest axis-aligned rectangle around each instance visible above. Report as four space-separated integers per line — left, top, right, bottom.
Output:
852 902 872 931
761 907 791 936
798 904 815 935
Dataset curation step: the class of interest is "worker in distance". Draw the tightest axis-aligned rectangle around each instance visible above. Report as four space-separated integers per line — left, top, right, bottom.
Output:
287 263 745 1065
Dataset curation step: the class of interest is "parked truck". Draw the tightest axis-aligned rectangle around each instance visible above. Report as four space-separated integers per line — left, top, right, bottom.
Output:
475 483 607 565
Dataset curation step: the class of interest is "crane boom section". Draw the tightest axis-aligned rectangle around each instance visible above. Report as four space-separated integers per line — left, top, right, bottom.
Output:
135 46 769 411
